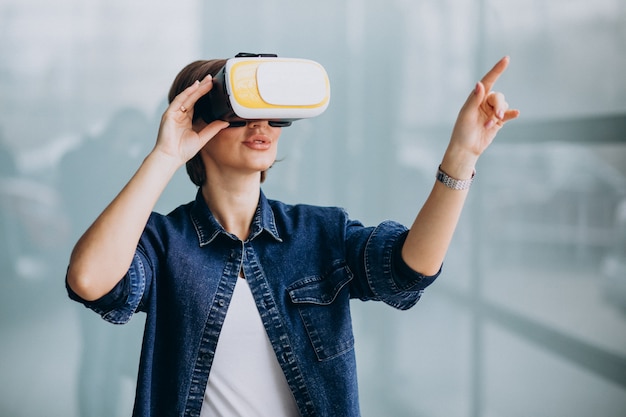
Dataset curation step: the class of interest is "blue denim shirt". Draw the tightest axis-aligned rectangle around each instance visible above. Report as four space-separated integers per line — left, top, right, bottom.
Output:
67 190 439 417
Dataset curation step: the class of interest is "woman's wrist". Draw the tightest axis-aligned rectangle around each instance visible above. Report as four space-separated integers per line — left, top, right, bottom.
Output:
436 165 475 190
147 147 187 172
440 146 478 180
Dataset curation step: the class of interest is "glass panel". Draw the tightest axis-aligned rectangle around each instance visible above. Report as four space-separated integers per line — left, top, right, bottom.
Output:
484 323 626 417
479 141 626 356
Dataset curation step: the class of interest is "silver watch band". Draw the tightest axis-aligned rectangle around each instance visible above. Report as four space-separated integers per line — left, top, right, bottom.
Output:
436 165 475 190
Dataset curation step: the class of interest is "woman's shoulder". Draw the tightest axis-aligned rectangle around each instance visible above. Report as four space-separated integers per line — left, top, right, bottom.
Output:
266 198 361 234
268 198 347 217
141 200 196 235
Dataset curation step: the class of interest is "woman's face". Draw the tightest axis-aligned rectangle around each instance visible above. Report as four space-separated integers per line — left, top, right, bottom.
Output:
196 120 282 179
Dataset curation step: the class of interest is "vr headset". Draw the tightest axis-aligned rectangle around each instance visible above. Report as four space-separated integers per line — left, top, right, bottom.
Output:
199 53 331 127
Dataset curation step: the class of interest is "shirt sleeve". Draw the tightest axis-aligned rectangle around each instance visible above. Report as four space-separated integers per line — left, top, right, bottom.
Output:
346 219 440 310
65 249 152 325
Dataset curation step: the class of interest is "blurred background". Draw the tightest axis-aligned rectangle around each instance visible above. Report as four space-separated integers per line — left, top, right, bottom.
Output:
1 0 625 416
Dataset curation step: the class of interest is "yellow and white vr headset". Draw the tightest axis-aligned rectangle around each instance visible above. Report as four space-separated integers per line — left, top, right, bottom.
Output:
204 53 331 127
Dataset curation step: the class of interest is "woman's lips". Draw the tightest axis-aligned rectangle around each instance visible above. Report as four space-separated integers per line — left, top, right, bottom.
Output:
243 136 272 150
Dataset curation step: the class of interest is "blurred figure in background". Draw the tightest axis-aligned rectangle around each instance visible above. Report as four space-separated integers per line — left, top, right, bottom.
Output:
59 107 151 417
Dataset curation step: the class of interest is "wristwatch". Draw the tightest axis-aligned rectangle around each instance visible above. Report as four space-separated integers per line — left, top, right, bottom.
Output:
436 165 475 190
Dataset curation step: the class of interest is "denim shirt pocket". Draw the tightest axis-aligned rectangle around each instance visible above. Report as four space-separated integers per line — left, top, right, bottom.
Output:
287 261 355 361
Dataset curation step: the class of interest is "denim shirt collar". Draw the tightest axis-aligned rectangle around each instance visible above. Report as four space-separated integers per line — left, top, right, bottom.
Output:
189 188 282 246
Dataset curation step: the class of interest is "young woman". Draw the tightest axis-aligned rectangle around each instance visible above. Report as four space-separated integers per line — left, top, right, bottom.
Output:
66 56 519 417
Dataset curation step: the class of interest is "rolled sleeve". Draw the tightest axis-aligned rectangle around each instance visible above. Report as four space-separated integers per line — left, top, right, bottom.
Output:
66 251 149 325
363 220 440 310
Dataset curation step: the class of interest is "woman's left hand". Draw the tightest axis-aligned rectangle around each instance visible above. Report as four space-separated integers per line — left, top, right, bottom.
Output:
446 56 520 169
403 57 520 275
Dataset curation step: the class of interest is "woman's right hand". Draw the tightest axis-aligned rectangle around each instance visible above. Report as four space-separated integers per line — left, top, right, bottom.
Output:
154 75 229 166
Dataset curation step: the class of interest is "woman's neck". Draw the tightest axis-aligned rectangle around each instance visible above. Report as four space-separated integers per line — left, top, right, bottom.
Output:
200 175 261 241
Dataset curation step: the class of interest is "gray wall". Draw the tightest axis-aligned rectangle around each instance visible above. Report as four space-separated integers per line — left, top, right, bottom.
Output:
0 1 625 416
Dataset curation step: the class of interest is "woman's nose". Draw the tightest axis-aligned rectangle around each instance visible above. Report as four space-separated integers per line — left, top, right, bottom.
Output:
247 120 268 128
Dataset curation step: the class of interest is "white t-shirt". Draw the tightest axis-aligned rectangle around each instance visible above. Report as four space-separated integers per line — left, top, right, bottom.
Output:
200 276 300 417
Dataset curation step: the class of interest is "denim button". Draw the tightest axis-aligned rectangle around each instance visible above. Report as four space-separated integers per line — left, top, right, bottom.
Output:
218 299 225 307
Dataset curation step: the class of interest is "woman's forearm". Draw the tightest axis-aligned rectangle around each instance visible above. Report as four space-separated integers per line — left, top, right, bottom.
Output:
401 57 519 276
66 76 227 301
401 148 475 276
66 150 180 301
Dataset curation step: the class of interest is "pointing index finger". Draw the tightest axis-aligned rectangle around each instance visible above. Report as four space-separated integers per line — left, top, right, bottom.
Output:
480 56 510 93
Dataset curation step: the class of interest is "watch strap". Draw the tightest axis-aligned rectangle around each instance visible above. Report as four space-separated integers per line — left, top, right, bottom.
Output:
436 165 475 190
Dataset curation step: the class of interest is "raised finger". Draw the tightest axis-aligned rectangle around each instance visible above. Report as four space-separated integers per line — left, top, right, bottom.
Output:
502 108 520 123
170 75 214 115
486 92 508 119
198 119 230 141
480 56 510 94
